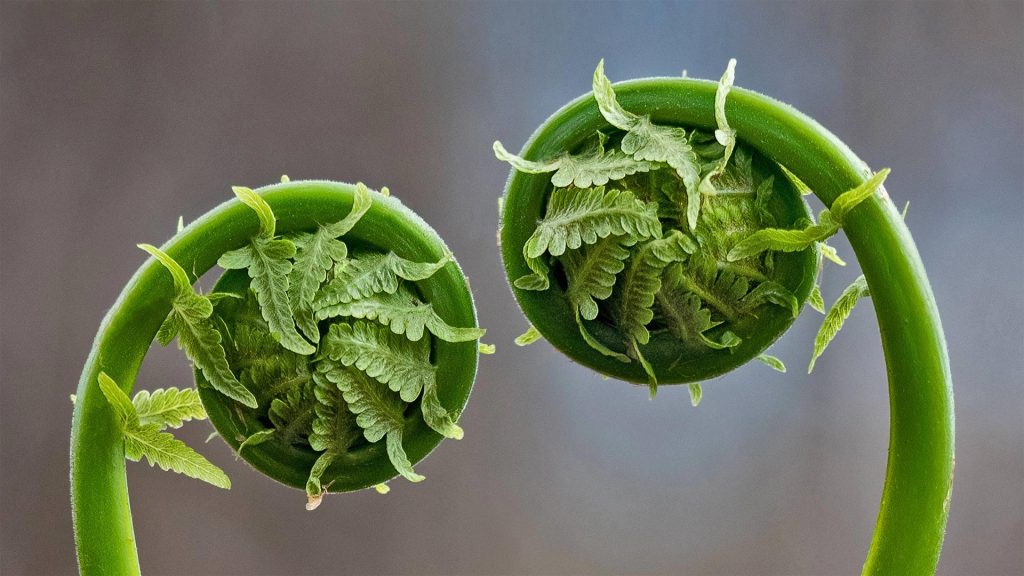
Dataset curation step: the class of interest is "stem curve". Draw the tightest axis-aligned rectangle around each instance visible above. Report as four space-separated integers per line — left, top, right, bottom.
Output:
70 181 479 575
502 78 953 574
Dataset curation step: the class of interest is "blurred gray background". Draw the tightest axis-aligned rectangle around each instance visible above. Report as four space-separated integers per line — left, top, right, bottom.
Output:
2 1 1021 575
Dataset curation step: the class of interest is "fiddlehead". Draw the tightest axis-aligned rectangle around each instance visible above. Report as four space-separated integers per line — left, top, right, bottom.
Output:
70 180 484 574
495 61 953 574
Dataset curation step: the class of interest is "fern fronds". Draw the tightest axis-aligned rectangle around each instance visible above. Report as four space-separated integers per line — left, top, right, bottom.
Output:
323 362 424 483
727 169 890 261
739 280 800 318
756 354 786 373
656 290 727 350
287 182 373 342
305 369 363 503
514 252 551 291
809 275 870 373
493 134 653 188
315 251 451 308
321 321 434 404
98 373 229 489
218 187 314 355
140 244 257 408
524 186 661 259
515 325 542 346
593 60 703 228
698 59 738 197
268 379 316 445
132 388 206 430
613 231 695 393
321 321 462 439
316 284 485 343
564 234 637 321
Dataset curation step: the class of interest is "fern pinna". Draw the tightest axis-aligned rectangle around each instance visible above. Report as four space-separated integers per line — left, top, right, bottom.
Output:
71 180 484 574
495 61 951 575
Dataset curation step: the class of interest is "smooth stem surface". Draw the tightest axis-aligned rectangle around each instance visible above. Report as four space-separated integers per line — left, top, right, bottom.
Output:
70 181 476 575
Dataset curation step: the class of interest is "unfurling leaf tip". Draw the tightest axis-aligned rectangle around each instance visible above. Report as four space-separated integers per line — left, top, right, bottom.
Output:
689 383 703 407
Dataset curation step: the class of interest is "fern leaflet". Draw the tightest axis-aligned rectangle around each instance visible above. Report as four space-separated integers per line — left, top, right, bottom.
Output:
613 232 694 392
218 187 314 355
140 244 257 408
593 60 702 228
809 275 870 373
315 251 451 308
323 362 424 483
317 285 485 343
524 186 661 258
564 234 636 321
132 387 206 430
287 183 373 342
98 373 229 489
493 134 652 188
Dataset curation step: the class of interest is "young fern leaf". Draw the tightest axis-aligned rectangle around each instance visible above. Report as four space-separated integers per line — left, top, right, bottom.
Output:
740 280 800 318
315 251 452 308
819 242 846 266
287 183 373 341
218 187 314 356
139 244 257 408
132 388 206 430
656 290 732 351
726 213 840 261
322 321 462 440
756 354 787 373
564 234 637 321
321 321 433 403
576 310 630 363
324 363 425 483
809 284 826 314
238 429 275 453
699 59 738 196
778 163 813 196
727 169 889 261
305 370 363 504
98 373 229 489
316 285 485 343
809 274 870 373
515 253 551 291
688 383 703 407
268 381 317 445
123 425 231 490
614 231 695 394
98 372 139 429
829 169 890 222
493 136 652 188
515 325 542 346
524 186 661 258
593 60 702 229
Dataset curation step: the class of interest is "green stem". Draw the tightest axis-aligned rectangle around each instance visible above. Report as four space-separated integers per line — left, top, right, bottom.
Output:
70 181 476 575
633 80 954 574
506 78 953 573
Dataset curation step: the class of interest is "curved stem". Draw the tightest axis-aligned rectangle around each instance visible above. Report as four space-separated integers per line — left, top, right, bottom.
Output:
726 87 954 576
70 181 475 575
507 78 953 573
618 80 953 574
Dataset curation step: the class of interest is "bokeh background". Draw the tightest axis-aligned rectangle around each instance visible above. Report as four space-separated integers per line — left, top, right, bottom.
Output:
2 2 1021 575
